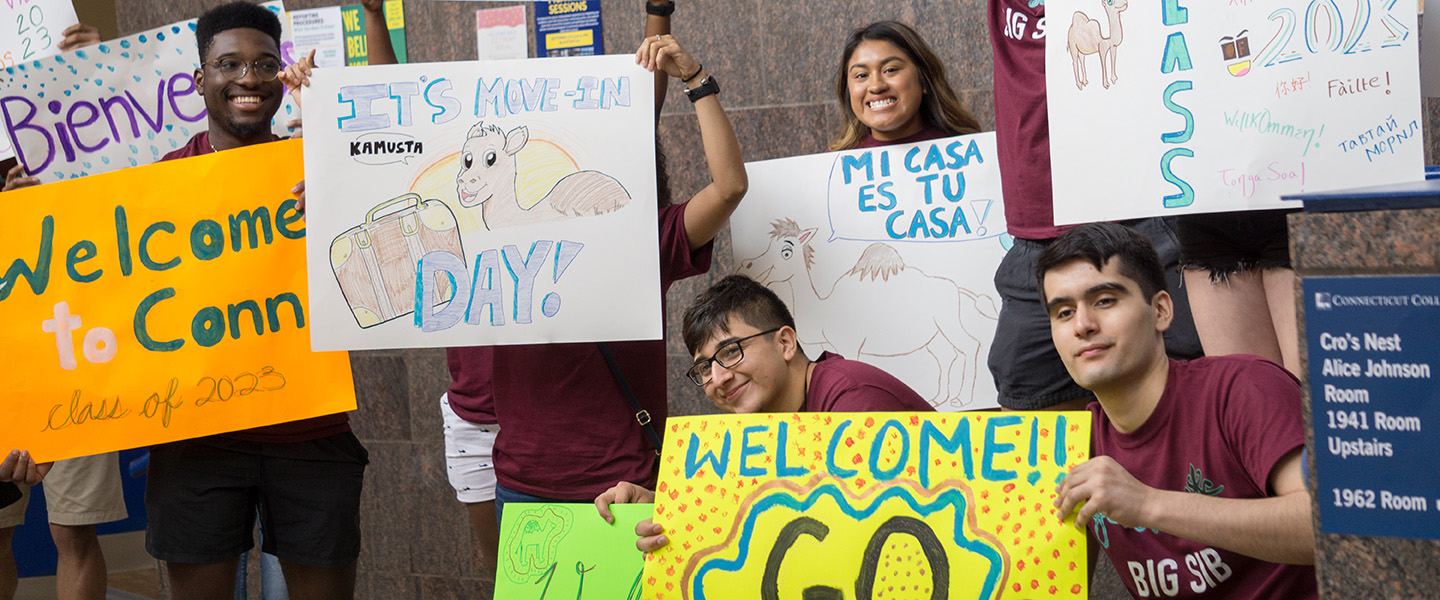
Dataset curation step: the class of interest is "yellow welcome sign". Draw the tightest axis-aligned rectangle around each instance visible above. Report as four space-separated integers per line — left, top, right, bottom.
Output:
0 139 354 462
647 412 1090 600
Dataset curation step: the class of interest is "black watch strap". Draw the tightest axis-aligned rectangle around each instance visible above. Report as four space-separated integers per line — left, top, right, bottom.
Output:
685 75 719 103
645 1 675 16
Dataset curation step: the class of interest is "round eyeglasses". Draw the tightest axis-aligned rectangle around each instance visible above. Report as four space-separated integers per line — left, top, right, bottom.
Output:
686 328 781 386
204 57 284 82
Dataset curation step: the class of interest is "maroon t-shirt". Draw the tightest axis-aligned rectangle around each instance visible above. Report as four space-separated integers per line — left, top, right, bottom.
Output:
803 352 935 413
445 346 495 424
486 203 712 500
853 125 950 150
988 0 1070 240
162 131 353 444
1088 356 1316 599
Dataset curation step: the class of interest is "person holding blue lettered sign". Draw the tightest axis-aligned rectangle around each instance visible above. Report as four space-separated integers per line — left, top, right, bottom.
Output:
452 28 747 542
1041 223 1315 599
986 0 1202 415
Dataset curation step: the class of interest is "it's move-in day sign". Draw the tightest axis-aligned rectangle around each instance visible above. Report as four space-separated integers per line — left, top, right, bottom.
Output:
1046 0 1423 224
301 55 661 351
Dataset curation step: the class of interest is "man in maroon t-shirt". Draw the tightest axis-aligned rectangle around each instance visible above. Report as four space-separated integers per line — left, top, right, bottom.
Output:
596 274 932 551
1040 223 1316 599
680 275 934 415
142 4 371 598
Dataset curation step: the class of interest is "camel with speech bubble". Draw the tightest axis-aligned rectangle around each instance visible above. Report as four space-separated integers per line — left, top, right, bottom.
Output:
739 218 998 408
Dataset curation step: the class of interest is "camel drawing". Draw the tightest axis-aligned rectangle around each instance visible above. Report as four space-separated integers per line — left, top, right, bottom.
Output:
454 122 631 230
740 218 999 408
1067 0 1129 90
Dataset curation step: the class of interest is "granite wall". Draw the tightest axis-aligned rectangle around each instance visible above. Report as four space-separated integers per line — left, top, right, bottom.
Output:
1290 208 1440 600
104 1 1440 598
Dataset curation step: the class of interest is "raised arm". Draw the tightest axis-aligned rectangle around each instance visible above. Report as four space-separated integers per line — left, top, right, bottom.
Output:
362 0 398 66
1055 449 1314 565
635 36 747 250
643 0 674 118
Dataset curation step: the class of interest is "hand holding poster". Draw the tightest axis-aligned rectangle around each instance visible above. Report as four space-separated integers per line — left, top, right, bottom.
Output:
1046 0 1423 224
646 413 1091 599
0 139 354 462
497 503 650 599
731 134 1006 410
301 55 660 351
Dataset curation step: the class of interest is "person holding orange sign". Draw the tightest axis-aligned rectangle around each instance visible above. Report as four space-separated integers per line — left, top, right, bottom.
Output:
0 20 137 600
139 5 365 599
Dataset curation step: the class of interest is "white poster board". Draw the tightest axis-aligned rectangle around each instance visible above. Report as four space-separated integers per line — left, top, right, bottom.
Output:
301 55 661 351
0 2 299 182
1047 0 1424 224
289 6 345 68
730 133 1007 410
0 0 79 160
0 0 78 66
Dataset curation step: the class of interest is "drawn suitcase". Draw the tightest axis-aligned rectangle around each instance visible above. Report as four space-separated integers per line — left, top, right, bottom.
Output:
330 193 464 328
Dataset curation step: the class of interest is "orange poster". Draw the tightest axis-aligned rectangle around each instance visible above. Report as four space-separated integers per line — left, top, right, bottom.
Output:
0 139 354 462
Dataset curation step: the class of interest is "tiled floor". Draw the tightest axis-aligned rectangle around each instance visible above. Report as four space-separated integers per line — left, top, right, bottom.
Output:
108 569 163 600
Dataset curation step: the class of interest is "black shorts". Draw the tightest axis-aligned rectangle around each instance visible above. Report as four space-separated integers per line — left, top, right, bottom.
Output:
1176 210 1297 281
988 217 1203 409
145 433 368 567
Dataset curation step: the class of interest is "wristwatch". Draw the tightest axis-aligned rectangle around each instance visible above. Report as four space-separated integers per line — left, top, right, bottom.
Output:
685 75 719 103
645 1 675 16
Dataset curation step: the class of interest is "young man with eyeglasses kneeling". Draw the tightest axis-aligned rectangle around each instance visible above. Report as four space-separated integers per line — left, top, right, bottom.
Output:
594 274 932 550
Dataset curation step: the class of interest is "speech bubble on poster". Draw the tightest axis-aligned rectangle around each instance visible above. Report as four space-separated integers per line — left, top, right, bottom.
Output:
646 412 1091 600
823 133 1003 244
497 503 651 599
0 138 354 462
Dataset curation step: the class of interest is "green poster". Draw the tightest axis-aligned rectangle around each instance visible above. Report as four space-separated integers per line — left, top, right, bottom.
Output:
498 503 651 599
340 5 366 66
340 3 408 65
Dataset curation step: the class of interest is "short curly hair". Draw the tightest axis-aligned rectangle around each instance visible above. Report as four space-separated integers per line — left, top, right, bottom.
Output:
196 2 283 61
682 275 797 356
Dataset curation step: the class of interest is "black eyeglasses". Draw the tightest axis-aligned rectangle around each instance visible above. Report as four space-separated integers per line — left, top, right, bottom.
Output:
686 328 781 386
204 57 284 82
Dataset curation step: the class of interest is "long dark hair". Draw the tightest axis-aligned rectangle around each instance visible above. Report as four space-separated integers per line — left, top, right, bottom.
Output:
829 21 981 151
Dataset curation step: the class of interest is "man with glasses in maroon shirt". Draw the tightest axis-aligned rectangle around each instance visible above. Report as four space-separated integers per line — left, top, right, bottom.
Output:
596 275 932 551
